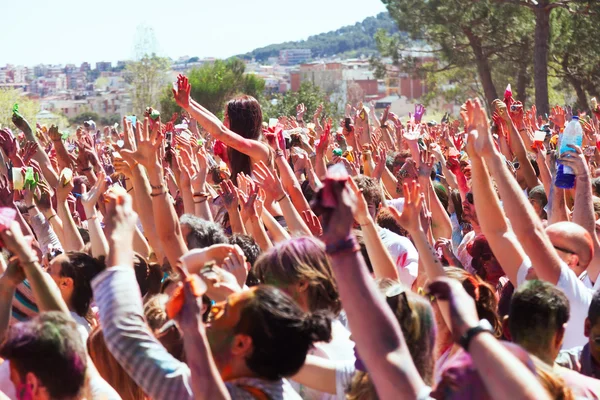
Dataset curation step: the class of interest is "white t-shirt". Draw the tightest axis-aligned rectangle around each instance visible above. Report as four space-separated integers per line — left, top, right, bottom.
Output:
378 228 419 287
387 197 405 214
517 258 592 349
291 320 355 400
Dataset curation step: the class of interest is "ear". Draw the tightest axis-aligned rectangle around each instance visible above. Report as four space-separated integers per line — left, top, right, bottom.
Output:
25 372 40 395
297 281 309 293
502 315 512 341
570 254 580 268
585 318 591 338
61 277 74 290
231 334 253 357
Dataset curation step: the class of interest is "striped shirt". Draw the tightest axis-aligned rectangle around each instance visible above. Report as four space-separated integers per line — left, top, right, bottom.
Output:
92 266 300 400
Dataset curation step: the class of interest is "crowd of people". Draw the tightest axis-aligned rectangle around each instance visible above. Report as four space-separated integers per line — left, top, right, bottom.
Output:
0 73 600 399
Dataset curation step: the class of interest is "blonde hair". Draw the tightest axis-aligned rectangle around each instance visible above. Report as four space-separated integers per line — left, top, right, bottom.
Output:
87 327 147 400
253 237 341 315
346 284 436 399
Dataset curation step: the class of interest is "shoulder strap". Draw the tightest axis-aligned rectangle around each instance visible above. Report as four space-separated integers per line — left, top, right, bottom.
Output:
237 384 271 400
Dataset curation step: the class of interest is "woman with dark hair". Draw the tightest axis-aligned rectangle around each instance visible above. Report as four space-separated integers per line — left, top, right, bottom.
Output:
254 237 355 399
172 75 271 183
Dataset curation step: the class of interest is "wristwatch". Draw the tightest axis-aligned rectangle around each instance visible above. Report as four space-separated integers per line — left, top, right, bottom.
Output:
459 319 494 351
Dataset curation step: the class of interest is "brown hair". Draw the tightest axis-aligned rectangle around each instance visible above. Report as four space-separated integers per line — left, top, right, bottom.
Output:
445 267 502 337
376 206 408 237
253 237 342 315
87 327 147 400
346 284 436 399
225 95 263 182
353 175 384 211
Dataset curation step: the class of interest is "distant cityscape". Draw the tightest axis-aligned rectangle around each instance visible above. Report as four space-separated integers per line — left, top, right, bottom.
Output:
1 47 454 123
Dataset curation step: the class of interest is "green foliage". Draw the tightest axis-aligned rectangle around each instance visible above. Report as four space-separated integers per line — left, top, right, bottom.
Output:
262 82 339 121
126 54 171 116
100 114 121 126
0 90 40 129
240 13 401 62
159 58 266 119
69 111 101 125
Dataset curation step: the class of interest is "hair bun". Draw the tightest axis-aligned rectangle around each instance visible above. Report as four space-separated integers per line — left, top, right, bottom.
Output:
303 310 333 344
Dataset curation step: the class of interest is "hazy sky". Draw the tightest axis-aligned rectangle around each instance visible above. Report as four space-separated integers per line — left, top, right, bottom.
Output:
1 0 387 67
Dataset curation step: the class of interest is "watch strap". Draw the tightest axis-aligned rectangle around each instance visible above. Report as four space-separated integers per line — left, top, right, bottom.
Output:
459 319 493 351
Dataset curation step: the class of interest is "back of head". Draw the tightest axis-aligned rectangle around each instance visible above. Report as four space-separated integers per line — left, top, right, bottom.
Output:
445 267 502 336
0 312 87 399
253 236 341 315
376 207 407 237
509 280 570 351
545 221 594 268
528 184 548 208
589 290 600 325
180 214 228 250
353 175 383 210
433 183 449 211
134 253 163 298
225 95 263 181
593 178 600 197
61 251 105 317
235 285 332 380
143 294 169 332
88 327 146 400
385 285 436 385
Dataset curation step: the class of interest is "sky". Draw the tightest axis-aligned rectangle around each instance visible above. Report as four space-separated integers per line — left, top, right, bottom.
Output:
0 0 387 67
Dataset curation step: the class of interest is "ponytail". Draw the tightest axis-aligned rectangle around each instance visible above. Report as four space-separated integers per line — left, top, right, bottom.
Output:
303 309 333 344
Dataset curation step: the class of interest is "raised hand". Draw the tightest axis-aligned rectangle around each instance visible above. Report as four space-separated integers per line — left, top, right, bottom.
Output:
0 129 18 159
508 101 524 123
388 180 423 234
347 178 371 225
413 104 426 124
0 221 35 262
0 175 14 208
372 146 387 181
253 161 285 201
320 180 357 245
191 146 208 193
120 117 164 171
172 74 191 109
122 116 137 151
219 180 239 212
493 99 510 122
296 103 307 121
550 106 566 129
301 210 323 237
81 170 108 213
221 244 249 288
557 144 589 177
21 142 38 166
418 149 435 178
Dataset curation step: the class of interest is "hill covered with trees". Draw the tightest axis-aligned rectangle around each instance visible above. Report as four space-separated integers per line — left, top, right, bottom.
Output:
240 12 401 62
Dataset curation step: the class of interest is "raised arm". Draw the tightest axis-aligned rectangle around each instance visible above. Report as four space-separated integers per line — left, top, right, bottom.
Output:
173 75 269 164
94 192 192 400
80 170 109 258
121 118 188 268
474 99 562 284
322 182 427 399
428 277 550 400
559 144 600 283
495 100 539 190
56 172 85 251
463 109 526 285
348 179 398 280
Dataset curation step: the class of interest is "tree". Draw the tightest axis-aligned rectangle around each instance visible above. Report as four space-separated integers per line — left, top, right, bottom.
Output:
69 111 101 126
0 90 40 129
377 0 534 108
159 58 265 119
126 54 171 116
504 0 598 115
262 82 339 121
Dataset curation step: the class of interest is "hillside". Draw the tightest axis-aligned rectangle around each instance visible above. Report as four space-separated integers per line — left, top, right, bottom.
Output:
240 12 402 62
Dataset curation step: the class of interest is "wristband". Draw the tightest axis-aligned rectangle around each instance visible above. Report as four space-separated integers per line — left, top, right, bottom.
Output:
127 187 134 193
47 214 57 222
194 198 208 204
150 183 164 190
459 319 494 351
81 167 92 172
325 236 360 255
150 190 167 197
275 193 287 203
275 149 285 159
26 205 36 211
193 192 210 198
